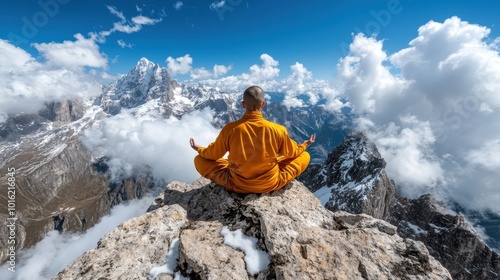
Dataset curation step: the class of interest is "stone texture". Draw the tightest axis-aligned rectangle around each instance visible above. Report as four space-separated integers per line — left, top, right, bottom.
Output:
391 194 500 280
301 132 500 280
55 178 451 280
300 132 396 219
53 204 188 280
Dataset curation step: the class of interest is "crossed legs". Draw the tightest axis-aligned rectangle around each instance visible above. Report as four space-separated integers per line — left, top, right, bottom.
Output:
193 151 311 193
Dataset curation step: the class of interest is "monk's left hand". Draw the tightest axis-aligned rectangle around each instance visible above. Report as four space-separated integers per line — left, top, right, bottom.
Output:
303 134 316 146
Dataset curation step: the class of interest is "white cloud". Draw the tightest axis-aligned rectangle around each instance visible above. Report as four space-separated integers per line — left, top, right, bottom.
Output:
93 6 163 41
213 64 232 77
209 0 226 10
195 53 281 91
33 33 107 69
173 1 183 11
167 54 232 80
279 62 313 108
338 17 500 213
117 39 133 49
166 54 193 76
0 195 153 280
358 115 445 197
131 15 157 25
81 108 220 183
246 53 280 81
464 140 500 171
190 54 345 110
337 33 406 117
107 5 126 22
190 67 212 80
0 39 102 120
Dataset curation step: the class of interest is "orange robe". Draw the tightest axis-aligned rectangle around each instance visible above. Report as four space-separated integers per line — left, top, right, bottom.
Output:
194 110 311 193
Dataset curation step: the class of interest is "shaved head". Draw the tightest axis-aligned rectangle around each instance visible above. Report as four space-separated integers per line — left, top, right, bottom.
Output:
243 86 265 110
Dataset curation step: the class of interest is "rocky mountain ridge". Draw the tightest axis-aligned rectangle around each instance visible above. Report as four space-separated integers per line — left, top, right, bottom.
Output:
0 57 347 265
299 133 500 279
54 178 451 280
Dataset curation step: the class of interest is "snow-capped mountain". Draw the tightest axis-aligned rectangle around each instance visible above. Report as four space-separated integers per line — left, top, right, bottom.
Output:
3 57 498 279
0 57 348 265
95 57 179 115
300 133 500 279
97 58 349 160
300 133 396 219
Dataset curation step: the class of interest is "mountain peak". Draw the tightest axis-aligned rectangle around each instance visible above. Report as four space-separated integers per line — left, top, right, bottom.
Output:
54 178 451 279
133 57 158 73
96 58 179 115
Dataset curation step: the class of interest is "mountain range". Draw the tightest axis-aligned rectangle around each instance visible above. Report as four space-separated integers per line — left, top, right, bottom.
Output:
0 57 499 279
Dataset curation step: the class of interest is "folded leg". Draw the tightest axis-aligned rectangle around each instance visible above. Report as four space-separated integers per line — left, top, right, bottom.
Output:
277 151 311 189
193 155 231 189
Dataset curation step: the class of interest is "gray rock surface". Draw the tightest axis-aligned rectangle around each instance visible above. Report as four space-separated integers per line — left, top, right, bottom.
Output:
301 132 500 280
391 194 500 280
55 178 451 280
300 132 396 219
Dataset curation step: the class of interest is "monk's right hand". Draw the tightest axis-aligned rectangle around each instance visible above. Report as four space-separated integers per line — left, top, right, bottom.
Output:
190 138 200 151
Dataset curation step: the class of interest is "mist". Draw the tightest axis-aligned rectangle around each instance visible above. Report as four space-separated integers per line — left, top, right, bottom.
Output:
82 108 221 184
0 195 153 279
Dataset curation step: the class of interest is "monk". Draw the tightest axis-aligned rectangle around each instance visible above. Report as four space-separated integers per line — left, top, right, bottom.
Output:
189 85 315 193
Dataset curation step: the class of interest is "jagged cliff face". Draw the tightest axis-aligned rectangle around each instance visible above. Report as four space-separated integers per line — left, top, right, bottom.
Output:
0 105 155 264
300 133 500 280
54 178 451 280
299 132 396 219
96 57 180 115
391 195 500 280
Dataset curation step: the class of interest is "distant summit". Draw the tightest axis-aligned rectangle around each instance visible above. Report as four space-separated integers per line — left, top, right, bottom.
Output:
95 57 179 115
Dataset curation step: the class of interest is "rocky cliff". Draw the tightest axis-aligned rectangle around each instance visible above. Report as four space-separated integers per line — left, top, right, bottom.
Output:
0 102 156 265
55 178 451 280
300 133 500 279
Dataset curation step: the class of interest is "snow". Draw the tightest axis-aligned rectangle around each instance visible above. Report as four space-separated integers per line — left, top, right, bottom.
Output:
314 185 334 206
407 222 428 235
429 223 447 233
220 226 270 275
149 238 188 279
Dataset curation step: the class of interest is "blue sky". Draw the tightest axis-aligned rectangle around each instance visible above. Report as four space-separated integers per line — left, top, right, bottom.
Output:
2 0 499 80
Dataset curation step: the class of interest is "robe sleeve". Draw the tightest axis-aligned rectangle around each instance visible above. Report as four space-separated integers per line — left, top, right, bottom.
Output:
278 127 309 159
197 129 229 160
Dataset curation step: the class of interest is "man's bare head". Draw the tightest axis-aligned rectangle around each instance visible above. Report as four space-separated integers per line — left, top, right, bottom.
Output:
243 86 265 111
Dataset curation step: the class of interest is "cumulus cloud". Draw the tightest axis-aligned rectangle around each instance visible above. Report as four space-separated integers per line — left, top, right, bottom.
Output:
338 16 500 213
190 67 212 80
166 54 193 75
192 54 345 111
0 39 102 121
246 53 280 81
280 62 313 108
194 54 281 91
81 108 220 183
33 33 108 69
166 54 232 80
0 195 153 280
213 64 232 77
